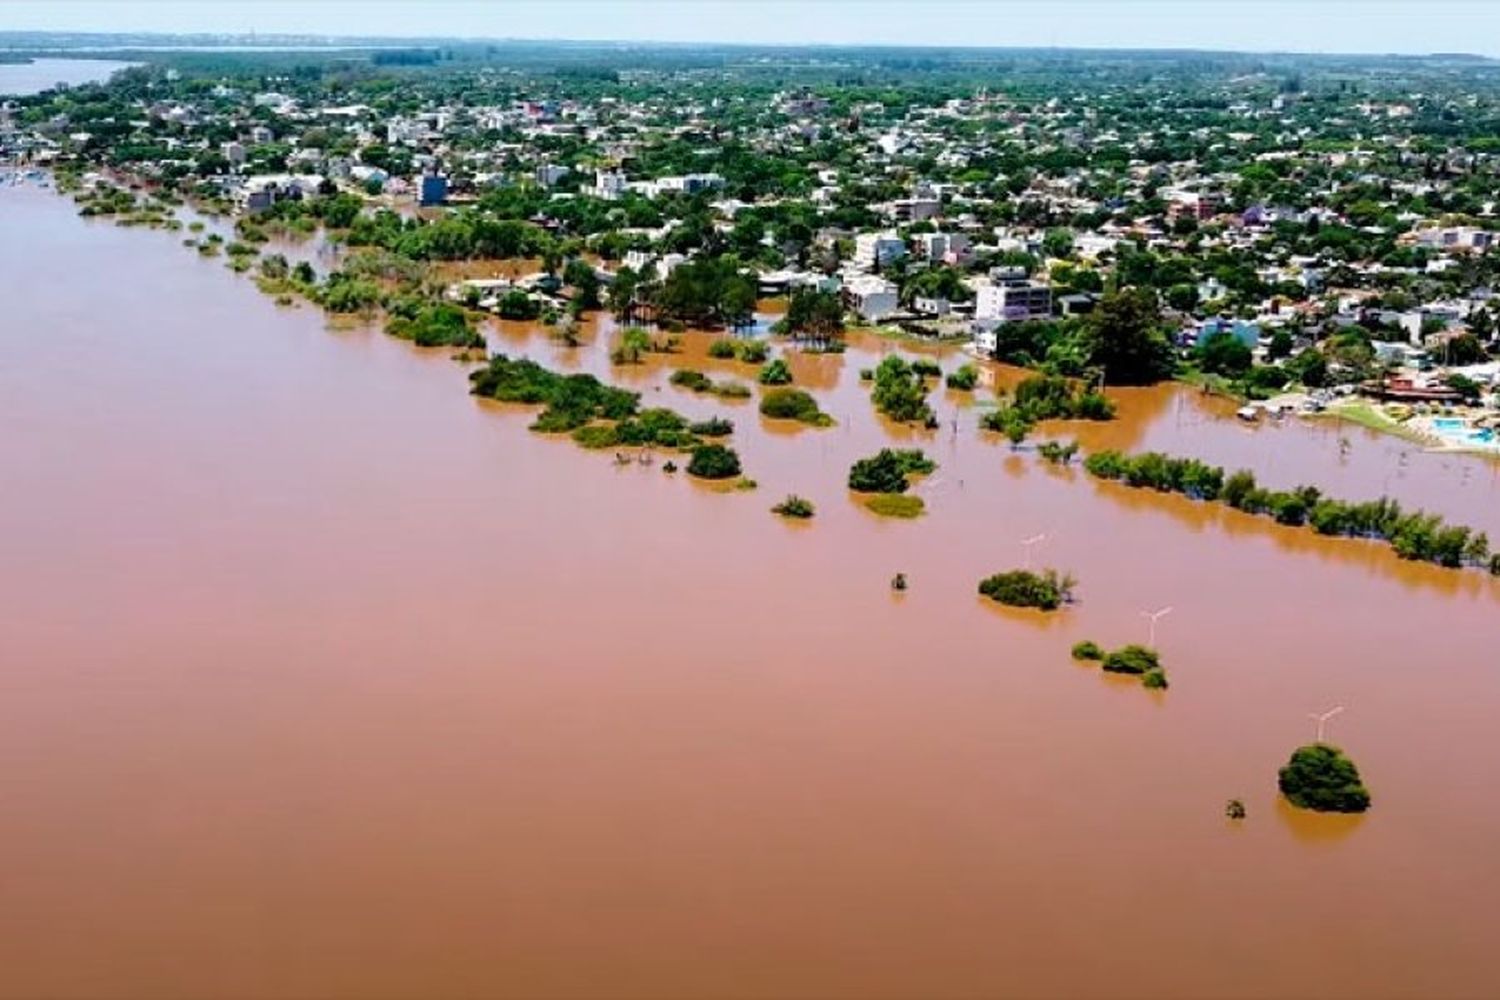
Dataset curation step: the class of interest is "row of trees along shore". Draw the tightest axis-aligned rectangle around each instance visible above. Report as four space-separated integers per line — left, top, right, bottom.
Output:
1083 448 1499 574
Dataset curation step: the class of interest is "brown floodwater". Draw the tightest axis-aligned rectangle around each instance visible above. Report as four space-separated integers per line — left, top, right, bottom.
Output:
3 183 1499 1000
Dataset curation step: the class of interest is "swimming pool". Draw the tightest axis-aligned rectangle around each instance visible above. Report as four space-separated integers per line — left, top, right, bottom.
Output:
1431 417 1496 445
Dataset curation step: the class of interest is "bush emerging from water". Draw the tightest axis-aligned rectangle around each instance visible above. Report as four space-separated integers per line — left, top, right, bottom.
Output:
1101 644 1160 675
759 388 833 427
1038 440 1081 466
1071 643 1170 690
977 569 1076 611
386 302 485 349
870 355 935 425
758 358 793 385
707 338 738 359
865 494 926 518
572 424 621 449
714 381 752 399
772 494 816 519
735 339 770 364
686 444 742 480
945 363 980 390
1278 744 1372 813
689 416 734 437
670 368 714 393
911 358 943 379
848 448 937 493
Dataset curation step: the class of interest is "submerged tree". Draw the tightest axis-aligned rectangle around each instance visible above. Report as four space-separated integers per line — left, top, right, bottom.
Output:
1278 744 1372 813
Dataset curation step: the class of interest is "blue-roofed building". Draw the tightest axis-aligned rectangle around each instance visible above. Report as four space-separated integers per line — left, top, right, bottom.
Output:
418 172 448 207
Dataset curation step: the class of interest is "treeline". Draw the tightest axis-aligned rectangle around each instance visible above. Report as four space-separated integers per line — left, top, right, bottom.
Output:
1084 449 1499 573
981 373 1114 443
469 354 742 465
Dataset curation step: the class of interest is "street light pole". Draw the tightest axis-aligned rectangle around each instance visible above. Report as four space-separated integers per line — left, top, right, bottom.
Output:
1141 606 1173 646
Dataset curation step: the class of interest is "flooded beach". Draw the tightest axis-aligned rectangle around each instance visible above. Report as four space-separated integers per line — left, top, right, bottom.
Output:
3 183 1499 999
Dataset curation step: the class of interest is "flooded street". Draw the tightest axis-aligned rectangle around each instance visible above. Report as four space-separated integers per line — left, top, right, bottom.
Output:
2 184 1499 998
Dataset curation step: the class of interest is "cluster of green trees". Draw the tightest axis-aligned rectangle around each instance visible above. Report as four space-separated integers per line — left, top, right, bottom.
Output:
776 288 845 346
686 443 743 480
981 374 1115 444
869 355 936 425
759 388 834 427
572 407 714 450
982 290 1176 385
977 569 1077 611
345 209 557 262
1072 641 1168 689
1084 448 1497 572
469 353 639 432
1279 744 1372 813
847 448 936 493
384 301 485 349
649 257 758 328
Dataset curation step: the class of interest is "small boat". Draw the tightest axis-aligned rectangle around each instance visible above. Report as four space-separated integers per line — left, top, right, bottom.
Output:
1236 406 1260 423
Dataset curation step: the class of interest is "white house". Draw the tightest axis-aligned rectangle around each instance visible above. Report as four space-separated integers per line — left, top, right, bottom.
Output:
844 275 900 322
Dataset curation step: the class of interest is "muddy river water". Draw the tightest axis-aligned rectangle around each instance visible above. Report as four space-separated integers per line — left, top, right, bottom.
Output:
2 184 1498 998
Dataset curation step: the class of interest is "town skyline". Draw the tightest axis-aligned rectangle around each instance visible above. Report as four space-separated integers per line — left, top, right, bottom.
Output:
6 1 1500 59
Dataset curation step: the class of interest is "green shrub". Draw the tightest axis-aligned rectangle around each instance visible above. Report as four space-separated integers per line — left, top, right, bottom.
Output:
686 444 742 480
572 424 621 449
1038 440 1081 465
772 494 816 518
1142 668 1169 690
708 338 737 359
911 358 942 378
1101 645 1160 675
713 381 753 399
689 416 734 437
670 369 714 393
945 363 980 390
758 358 793 385
1278 744 1372 813
736 340 770 363
977 569 1076 611
385 302 485 349
1071 640 1104 661
870 355 935 424
759 387 833 426
848 448 937 493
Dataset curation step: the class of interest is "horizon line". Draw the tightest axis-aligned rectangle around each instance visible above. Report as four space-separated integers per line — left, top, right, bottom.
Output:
0 29 1494 64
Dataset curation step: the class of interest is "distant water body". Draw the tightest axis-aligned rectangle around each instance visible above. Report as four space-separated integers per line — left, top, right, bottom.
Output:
0 58 136 96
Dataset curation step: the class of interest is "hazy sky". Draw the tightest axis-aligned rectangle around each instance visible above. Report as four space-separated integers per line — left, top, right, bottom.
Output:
5 1 1499 57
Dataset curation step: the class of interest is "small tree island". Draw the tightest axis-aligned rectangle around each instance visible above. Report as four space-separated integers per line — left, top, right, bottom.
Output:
977 569 1077 611
848 448 936 517
686 444 743 480
1278 744 1372 813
